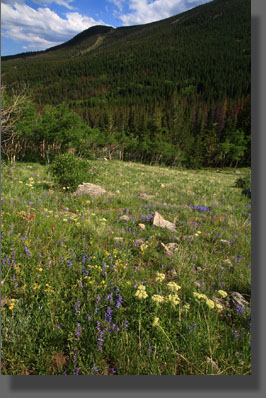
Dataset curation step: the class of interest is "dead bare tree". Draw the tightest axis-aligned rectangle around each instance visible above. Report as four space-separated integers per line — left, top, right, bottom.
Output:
1 85 28 163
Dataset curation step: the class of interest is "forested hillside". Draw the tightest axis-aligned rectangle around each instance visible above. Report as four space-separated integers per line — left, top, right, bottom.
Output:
1 0 251 167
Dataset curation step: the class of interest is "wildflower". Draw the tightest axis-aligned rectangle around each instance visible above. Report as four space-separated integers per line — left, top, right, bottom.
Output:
217 290 228 298
152 317 160 327
193 292 207 300
183 303 190 312
152 294 165 304
38 267 43 272
135 289 148 299
205 299 215 309
167 293 180 306
189 205 210 212
167 281 181 293
215 303 223 311
135 285 148 299
155 272 165 283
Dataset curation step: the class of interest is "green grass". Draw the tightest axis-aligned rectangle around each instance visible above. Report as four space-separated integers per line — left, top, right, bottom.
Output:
1 160 251 375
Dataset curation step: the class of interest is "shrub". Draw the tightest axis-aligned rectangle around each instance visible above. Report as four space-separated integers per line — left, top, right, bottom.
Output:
235 174 251 198
235 174 251 189
49 153 92 192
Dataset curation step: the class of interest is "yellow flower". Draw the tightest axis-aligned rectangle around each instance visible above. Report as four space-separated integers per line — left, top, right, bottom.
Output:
155 272 165 283
9 305 14 310
205 299 215 309
38 267 43 272
217 290 228 298
183 303 190 311
215 303 223 311
167 293 180 306
193 292 207 301
135 285 148 299
152 317 160 327
152 294 165 304
167 281 181 293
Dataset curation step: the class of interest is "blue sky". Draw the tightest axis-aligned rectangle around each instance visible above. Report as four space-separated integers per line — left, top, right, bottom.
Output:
1 0 212 56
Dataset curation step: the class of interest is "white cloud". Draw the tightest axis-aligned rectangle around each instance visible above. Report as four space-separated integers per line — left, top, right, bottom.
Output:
107 0 125 12
1 2 105 51
31 1 76 10
119 0 212 26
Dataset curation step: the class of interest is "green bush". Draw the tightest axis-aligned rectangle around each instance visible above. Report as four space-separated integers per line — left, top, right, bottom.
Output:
49 153 92 192
235 174 251 189
235 174 251 198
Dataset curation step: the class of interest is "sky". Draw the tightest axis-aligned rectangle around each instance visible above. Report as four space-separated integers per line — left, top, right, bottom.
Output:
1 0 212 56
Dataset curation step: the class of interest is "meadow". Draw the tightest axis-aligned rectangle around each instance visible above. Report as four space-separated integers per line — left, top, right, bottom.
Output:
1 160 251 375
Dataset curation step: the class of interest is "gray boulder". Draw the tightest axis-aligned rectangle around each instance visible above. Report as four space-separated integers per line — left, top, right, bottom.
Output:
73 183 108 197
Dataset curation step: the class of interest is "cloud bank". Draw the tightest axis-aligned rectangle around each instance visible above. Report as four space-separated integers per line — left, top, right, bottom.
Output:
114 0 212 26
1 1 104 51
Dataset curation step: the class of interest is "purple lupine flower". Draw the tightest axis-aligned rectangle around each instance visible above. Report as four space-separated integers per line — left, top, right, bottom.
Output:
235 304 245 316
91 364 99 374
115 295 123 309
106 292 113 304
24 246 31 257
105 307 113 323
187 324 197 334
189 205 210 212
74 367 81 375
232 329 240 339
122 319 128 330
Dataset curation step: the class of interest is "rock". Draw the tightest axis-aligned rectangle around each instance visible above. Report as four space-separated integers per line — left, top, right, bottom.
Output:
119 215 130 222
73 183 108 197
153 212 176 232
114 237 123 243
138 223 146 230
160 242 179 257
167 268 178 278
138 192 156 200
230 292 250 309
165 243 179 251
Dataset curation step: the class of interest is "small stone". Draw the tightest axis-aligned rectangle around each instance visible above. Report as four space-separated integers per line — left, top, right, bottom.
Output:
119 215 130 222
114 237 123 243
138 192 156 200
138 223 146 230
230 292 249 309
153 212 176 232
165 243 179 251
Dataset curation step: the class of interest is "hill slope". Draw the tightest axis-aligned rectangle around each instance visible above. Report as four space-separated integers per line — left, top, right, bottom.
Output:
1 0 251 167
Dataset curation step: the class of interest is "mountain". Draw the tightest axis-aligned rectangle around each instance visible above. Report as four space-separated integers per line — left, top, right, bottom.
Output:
1 0 251 167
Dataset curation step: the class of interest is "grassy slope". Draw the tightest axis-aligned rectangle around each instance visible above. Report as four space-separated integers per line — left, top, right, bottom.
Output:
1 161 251 375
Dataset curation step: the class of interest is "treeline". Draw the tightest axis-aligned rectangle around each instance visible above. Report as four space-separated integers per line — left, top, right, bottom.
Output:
1 87 250 168
1 0 250 167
